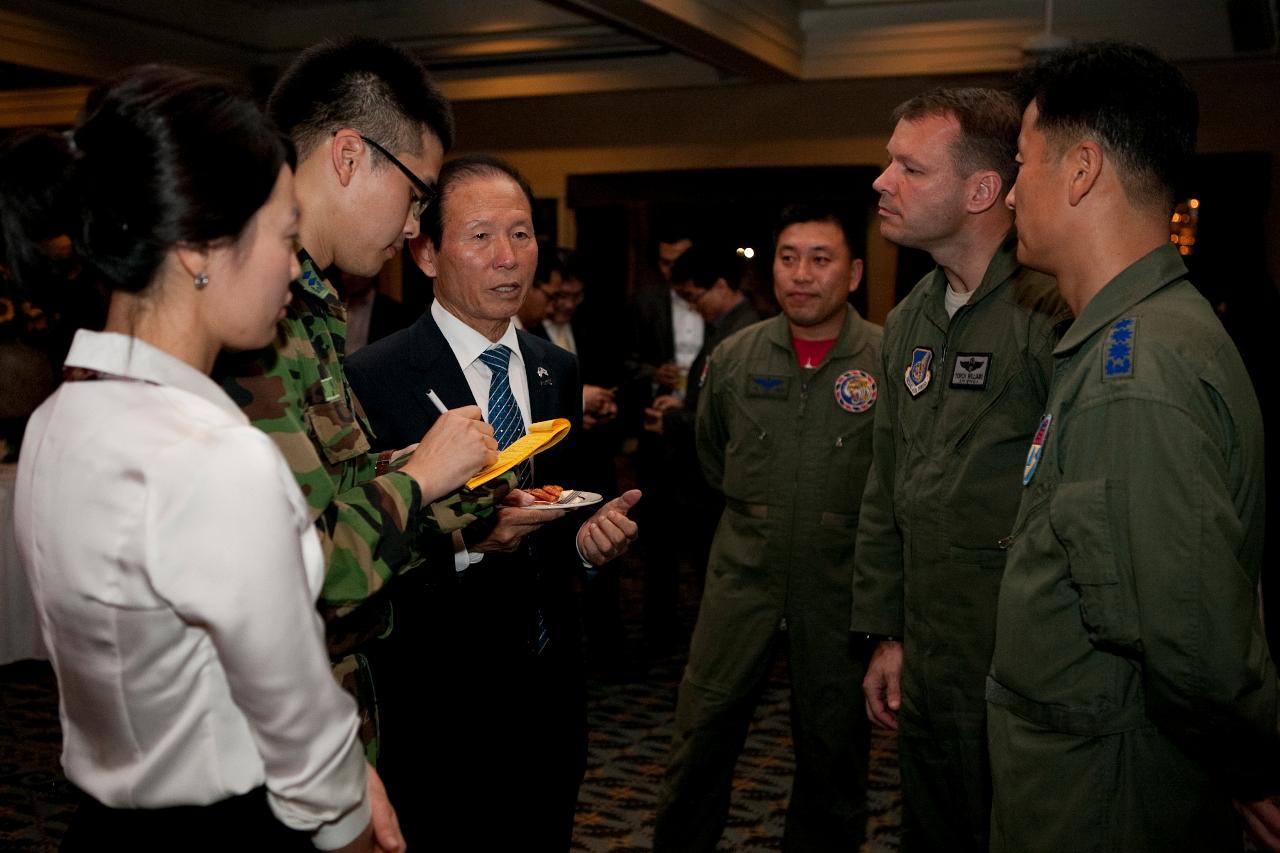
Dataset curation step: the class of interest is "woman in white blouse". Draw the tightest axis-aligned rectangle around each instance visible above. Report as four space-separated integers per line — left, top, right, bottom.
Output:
2 67 407 851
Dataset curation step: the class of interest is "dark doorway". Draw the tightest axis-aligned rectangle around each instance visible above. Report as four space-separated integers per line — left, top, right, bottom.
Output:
567 165 882 333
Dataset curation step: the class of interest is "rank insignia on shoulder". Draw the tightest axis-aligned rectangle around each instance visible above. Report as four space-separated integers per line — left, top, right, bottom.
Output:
1023 413 1052 485
1103 317 1136 380
298 262 329 299
835 369 877 413
748 374 789 399
950 352 991 389
904 347 933 397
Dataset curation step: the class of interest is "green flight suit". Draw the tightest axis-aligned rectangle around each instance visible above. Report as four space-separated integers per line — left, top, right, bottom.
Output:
987 245 1277 852
850 235 1070 852
654 308 882 852
218 251 508 762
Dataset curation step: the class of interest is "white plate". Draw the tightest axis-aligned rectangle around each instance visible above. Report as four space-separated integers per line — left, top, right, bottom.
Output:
528 490 603 511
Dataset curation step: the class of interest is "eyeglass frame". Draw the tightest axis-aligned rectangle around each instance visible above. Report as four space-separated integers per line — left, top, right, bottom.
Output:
358 134 437 221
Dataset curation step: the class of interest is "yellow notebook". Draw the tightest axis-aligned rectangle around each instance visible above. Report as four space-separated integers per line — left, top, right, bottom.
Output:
466 418 572 489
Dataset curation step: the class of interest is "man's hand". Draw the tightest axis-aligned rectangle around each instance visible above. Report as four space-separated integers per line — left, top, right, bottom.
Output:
399 405 498 502
643 394 683 435
577 489 641 565
1236 796 1280 851
863 639 903 730
470 489 568 553
583 385 618 430
366 764 405 853
654 362 683 389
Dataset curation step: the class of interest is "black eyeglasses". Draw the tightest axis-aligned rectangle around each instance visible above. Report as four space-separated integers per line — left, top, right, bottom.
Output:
359 135 437 220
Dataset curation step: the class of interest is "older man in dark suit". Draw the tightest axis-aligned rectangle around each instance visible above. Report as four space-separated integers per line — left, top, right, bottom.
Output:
347 155 640 852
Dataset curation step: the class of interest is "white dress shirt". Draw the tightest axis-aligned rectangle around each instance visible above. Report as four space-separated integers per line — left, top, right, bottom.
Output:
670 290 704 400
14 331 369 849
430 301 595 568
432 301 531 569
670 289 704 371
543 320 577 355
432 300 531 428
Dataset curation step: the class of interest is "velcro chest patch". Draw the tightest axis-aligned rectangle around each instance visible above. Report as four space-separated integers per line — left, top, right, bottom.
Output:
747 374 790 399
950 352 992 389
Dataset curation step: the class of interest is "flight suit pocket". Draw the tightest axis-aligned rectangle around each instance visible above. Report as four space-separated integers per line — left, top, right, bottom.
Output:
721 397 772 501
954 364 1021 450
305 398 373 465
1049 479 1141 652
826 424 874 507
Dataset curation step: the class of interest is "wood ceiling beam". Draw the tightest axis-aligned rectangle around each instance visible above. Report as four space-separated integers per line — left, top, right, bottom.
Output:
551 0 802 81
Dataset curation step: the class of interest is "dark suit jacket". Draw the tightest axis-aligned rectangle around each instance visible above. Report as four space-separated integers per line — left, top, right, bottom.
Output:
366 292 416 346
623 282 675 389
350 307 588 650
345 306 589 847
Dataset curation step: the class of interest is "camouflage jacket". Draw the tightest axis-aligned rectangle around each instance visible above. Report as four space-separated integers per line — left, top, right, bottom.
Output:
218 251 506 622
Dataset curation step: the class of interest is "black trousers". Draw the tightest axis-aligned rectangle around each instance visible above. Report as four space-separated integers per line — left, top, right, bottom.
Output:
373 559 589 852
61 786 313 852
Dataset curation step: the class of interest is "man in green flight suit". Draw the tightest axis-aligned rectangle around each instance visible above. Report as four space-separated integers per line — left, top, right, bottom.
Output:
654 203 881 851
217 38 506 771
851 88 1071 852
987 42 1279 852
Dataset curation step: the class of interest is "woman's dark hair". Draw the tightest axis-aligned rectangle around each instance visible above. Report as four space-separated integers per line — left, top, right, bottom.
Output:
0 64 293 297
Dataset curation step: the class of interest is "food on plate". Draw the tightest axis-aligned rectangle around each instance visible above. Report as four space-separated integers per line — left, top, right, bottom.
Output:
529 484 565 503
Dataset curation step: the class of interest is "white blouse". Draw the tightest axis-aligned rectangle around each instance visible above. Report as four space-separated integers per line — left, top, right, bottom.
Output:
15 331 369 849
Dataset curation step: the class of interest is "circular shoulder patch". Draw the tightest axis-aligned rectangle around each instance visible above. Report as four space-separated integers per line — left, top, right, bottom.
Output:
835 369 877 413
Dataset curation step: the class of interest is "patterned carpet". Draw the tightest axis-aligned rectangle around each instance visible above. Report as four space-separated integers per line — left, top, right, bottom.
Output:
0 559 902 852
573 645 901 852
0 660 74 852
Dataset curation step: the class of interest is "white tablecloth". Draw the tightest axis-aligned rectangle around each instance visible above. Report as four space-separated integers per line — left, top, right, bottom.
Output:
0 463 46 664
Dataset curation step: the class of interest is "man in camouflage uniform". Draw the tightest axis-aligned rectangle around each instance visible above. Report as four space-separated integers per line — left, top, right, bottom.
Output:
217 37 504 764
851 88 1070 852
988 43 1279 852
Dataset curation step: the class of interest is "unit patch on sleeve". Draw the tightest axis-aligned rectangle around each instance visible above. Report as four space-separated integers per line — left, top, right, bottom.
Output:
1103 317 1136 380
1023 413 1052 486
950 352 992 389
904 347 933 398
834 369 877 413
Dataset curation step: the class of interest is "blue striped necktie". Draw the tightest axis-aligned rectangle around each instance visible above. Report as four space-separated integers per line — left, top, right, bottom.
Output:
478 344 548 654
478 344 531 488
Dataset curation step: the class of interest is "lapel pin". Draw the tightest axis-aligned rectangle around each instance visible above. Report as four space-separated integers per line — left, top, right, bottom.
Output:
537 366 552 386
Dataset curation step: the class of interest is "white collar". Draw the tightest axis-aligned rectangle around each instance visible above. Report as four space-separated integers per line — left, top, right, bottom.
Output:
430 299 524 371
63 330 245 421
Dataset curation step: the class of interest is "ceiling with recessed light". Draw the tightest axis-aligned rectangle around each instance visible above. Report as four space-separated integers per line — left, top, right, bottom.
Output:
0 0 1274 123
